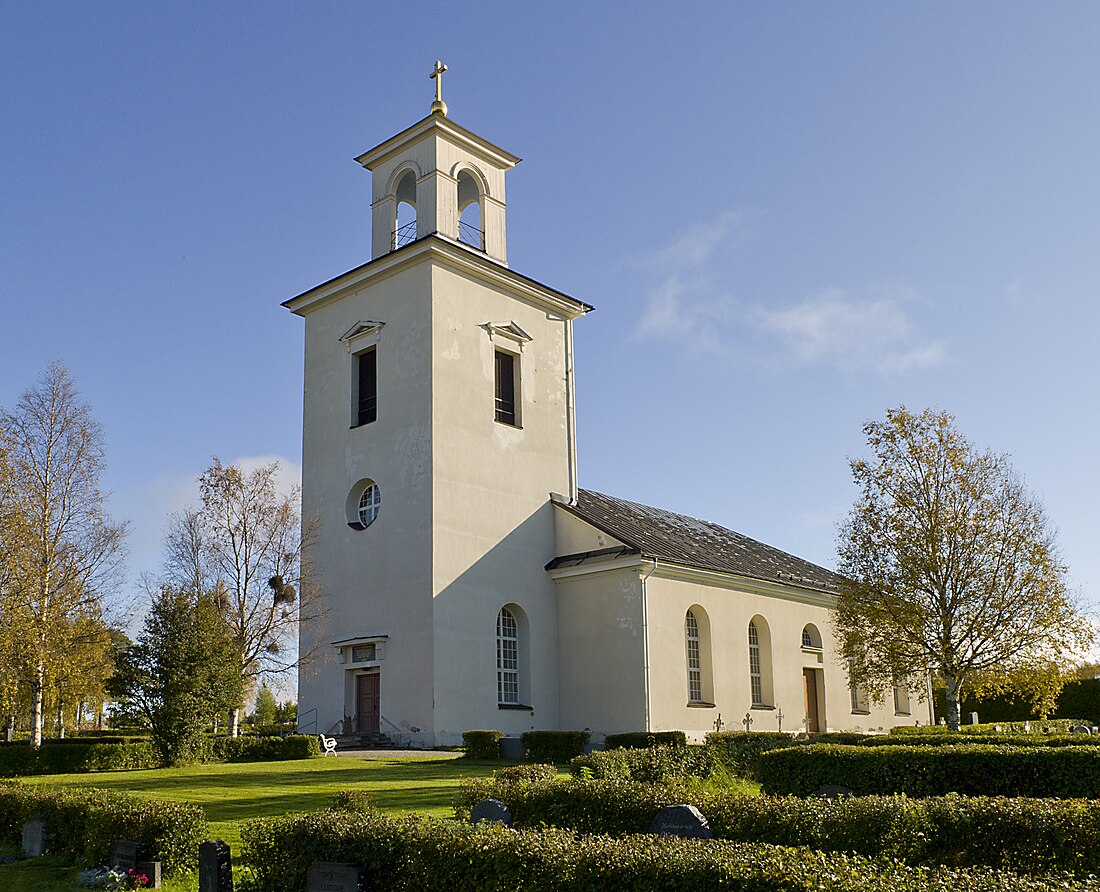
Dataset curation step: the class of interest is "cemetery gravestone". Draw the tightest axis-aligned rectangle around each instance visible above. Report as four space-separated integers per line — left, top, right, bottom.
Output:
136 861 163 889
111 839 142 872
21 819 46 858
199 839 233 892
307 861 367 892
499 737 524 760
649 804 712 840
470 798 513 826
1071 725 1092 735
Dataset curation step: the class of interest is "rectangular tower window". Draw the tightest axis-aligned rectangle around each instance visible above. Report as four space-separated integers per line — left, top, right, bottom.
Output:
356 348 377 426
494 349 518 426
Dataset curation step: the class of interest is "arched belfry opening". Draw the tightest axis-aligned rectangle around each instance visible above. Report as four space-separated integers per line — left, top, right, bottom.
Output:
393 169 418 250
457 169 484 251
357 103 520 265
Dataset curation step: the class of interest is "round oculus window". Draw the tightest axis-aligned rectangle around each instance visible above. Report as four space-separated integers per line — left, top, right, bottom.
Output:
357 483 381 527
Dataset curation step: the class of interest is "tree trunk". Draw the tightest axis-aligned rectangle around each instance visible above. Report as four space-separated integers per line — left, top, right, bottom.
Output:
30 663 44 748
228 707 240 738
57 700 64 738
944 674 963 731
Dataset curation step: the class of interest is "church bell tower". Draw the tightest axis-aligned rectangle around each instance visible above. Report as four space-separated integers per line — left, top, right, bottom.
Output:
287 64 592 747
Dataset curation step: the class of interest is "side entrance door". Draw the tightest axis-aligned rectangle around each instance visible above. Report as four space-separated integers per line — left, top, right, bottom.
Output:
803 668 822 733
356 673 380 734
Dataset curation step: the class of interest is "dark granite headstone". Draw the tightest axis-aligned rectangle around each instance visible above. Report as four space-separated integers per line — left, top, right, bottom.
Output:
198 839 233 892
813 785 855 800
649 804 712 839
136 861 162 889
21 819 47 858
499 737 524 760
1072 725 1092 735
307 861 366 892
470 798 513 826
111 839 142 871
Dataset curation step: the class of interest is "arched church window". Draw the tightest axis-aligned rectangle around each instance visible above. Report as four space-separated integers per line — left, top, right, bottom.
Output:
748 620 763 706
747 616 774 707
685 609 702 703
801 623 822 650
497 607 519 705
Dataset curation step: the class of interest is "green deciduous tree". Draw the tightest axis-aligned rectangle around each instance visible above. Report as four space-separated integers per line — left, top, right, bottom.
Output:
0 363 125 746
836 406 1092 730
161 458 320 735
110 586 244 764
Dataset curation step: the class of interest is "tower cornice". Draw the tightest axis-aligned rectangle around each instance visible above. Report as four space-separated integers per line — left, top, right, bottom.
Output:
282 235 593 319
355 114 522 172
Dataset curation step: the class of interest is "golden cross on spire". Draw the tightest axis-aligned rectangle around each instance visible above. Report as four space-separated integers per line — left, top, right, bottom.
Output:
429 60 448 116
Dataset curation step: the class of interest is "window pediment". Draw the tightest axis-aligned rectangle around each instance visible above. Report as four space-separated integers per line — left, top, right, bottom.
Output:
482 321 532 350
341 321 385 353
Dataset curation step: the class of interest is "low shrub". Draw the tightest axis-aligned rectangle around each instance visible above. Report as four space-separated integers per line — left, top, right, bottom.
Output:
452 775 1100 877
241 806 1099 892
758 744 1100 798
0 742 158 777
891 719 1089 736
208 734 320 763
704 731 801 777
861 732 1100 749
0 782 206 874
604 731 687 749
462 730 503 759
331 790 375 813
494 763 557 784
520 730 589 763
571 744 714 783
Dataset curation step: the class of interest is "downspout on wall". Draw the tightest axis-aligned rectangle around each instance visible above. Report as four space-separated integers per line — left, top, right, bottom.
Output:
640 558 657 732
564 317 578 502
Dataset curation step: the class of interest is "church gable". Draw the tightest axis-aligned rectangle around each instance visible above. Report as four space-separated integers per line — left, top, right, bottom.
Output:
549 489 842 595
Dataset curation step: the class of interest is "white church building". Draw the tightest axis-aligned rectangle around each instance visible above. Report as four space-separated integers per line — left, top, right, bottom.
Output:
288 68 914 747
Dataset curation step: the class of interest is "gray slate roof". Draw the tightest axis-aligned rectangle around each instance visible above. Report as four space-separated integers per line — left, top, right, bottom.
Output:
548 489 842 594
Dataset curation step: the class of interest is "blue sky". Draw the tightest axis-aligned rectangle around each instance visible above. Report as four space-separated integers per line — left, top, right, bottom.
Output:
3 3 1099 633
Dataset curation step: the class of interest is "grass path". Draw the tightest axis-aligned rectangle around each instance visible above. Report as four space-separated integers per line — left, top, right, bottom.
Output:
2 753 502 891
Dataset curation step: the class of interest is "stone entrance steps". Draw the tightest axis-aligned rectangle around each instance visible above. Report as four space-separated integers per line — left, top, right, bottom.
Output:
335 731 397 749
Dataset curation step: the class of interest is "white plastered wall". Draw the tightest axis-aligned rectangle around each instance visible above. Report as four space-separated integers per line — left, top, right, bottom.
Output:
296 261 437 744
428 259 572 743
643 573 911 739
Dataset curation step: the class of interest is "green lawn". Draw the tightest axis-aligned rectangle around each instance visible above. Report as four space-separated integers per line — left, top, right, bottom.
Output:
1 753 503 891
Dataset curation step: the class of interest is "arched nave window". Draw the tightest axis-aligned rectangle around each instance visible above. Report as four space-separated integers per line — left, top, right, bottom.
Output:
685 610 702 703
497 607 519 705
748 616 774 707
684 606 713 704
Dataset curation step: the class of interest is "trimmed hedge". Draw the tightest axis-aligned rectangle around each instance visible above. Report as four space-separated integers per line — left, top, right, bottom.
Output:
758 744 1100 797
240 806 1098 891
860 732 1100 749
0 782 206 874
0 734 318 777
520 730 589 763
453 775 1100 877
462 730 503 759
704 731 803 777
0 742 158 777
571 745 714 783
604 731 687 749
892 719 1089 735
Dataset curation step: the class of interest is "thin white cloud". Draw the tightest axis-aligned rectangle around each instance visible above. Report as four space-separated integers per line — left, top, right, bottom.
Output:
751 288 946 374
634 213 946 375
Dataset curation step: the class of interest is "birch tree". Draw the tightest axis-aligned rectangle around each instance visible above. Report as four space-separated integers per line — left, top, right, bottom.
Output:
0 362 126 746
836 406 1090 730
162 458 319 735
